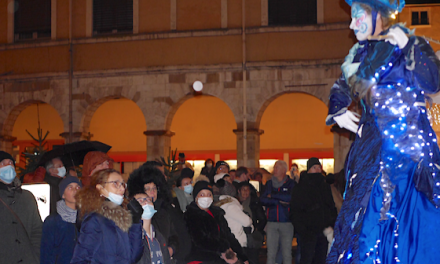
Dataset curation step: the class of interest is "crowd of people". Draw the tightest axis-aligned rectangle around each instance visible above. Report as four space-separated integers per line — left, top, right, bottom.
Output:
1 148 343 264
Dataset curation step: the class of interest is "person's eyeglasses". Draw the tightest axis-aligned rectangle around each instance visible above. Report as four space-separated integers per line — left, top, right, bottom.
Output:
144 187 158 193
105 181 126 189
136 197 152 204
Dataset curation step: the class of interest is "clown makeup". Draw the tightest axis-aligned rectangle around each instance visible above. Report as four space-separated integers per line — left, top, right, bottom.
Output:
350 3 373 41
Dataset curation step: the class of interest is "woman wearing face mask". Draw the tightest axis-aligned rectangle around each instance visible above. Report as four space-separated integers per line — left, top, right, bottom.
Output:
131 193 172 264
70 169 144 264
200 159 216 184
184 181 248 264
172 174 194 213
326 0 440 263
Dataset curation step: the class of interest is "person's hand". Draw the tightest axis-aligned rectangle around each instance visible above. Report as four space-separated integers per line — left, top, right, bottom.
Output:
244 261 249 264
267 194 271 198
323 227 334 243
127 198 143 224
279 201 289 206
334 110 359 133
221 249 238 264
385 27 409 49
168 247 174 256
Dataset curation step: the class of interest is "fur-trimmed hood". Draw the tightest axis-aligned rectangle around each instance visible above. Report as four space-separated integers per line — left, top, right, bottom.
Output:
97 201 133 232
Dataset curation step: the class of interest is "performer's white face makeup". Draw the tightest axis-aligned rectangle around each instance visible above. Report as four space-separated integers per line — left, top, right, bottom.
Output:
350 3 373 41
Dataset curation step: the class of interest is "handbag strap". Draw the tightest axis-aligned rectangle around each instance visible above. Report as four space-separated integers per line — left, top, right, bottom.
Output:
0 196 30 239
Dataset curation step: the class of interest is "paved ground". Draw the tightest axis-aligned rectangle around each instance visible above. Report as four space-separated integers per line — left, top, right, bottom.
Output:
258 245 298 264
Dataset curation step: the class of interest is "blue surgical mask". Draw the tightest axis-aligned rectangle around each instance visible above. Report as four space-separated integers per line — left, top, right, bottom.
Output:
108 191 124 205
57 166 67 178
0 165 16 184
183 184 193 194
142 204 157 220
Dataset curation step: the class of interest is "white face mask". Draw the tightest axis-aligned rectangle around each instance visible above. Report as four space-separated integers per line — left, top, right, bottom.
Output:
141 204 157 220
197 197 213 209
107 191 124 205
57 166 67 178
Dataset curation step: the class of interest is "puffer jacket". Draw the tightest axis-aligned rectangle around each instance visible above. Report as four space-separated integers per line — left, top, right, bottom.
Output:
216 195 252 247
260 176 296 222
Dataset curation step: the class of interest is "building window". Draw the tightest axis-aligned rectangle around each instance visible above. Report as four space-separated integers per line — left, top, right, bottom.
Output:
411 10 429 26
268 0 317 26
14 0 51 41
93 0 133 35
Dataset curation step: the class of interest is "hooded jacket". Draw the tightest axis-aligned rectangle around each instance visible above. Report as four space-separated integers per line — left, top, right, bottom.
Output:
215 195 252 247
184 202 248 263
70 201 143 264
0 178 42 264
260 176 295 223
290 172 337 236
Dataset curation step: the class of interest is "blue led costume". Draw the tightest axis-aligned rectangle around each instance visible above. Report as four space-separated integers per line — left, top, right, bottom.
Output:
325 1 440 263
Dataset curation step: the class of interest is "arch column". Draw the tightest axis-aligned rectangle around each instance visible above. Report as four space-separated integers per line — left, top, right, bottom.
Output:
234 128 264 168
331 125 354 173
0 134 16 154
144 130 175 161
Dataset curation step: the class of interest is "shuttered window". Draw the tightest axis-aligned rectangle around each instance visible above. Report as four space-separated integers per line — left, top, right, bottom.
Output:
93 0 133 35
14 0 51 41
411 11 429 25
269 0 317 26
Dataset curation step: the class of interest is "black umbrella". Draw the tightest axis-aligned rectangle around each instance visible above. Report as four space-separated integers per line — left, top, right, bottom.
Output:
38 140 112 167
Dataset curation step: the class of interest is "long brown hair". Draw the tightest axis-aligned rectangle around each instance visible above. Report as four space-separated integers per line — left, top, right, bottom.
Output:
75 168 127 219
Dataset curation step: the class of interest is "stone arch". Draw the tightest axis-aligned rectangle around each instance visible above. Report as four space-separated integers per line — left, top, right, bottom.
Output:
80 95 147 135
255 88 329 130
164 92 238 131
2 100 63 138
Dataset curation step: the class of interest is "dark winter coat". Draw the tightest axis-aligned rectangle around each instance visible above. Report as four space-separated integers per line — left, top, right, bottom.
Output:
0 179 42 264
70 201 143 264
40 213 78 264
152 198 181 257
260 176 296 223
44 172 63 214
184 202 248 263
201 166 216 184
290 172 337 236
137 226 172 264
248 195 267 232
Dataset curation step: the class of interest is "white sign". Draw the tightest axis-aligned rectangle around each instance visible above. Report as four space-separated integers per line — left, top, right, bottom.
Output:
22 183 51 221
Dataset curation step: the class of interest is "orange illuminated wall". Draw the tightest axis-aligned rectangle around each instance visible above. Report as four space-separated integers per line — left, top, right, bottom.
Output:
170 96 237 157
89 99 147 158
260 93 333 158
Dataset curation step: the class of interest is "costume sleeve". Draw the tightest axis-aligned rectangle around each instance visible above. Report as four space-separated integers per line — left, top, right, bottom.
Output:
326 75 352 125
70 214 102 264
128 223 144 264
40 217 56 264
403 36 440 94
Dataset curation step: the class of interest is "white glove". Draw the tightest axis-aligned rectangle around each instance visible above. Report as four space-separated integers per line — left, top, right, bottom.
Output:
333 110 359 133
323 227 334 244
385 27 409 49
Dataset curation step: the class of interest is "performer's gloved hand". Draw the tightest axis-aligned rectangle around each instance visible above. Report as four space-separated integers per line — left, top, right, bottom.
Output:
385 27 409 49
334 110 359 133
127 198 143 224
323 226 334 243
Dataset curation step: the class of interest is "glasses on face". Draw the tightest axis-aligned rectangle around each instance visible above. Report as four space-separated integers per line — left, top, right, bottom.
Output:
105 181 127 189
144 187 158 193
136 197 152 204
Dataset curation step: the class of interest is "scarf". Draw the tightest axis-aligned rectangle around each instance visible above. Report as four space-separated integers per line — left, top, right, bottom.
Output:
241 197 252 219
57 200 77 223
173 187 193 212
272 175 287 188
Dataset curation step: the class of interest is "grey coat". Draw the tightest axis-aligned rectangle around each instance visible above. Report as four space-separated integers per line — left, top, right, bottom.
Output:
0 178 42 264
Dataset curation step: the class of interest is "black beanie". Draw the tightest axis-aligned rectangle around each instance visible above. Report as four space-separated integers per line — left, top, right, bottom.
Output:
307 157 321 171
181 168 194 179
193 181 213 198
0 151 15 166
59 176 82 198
